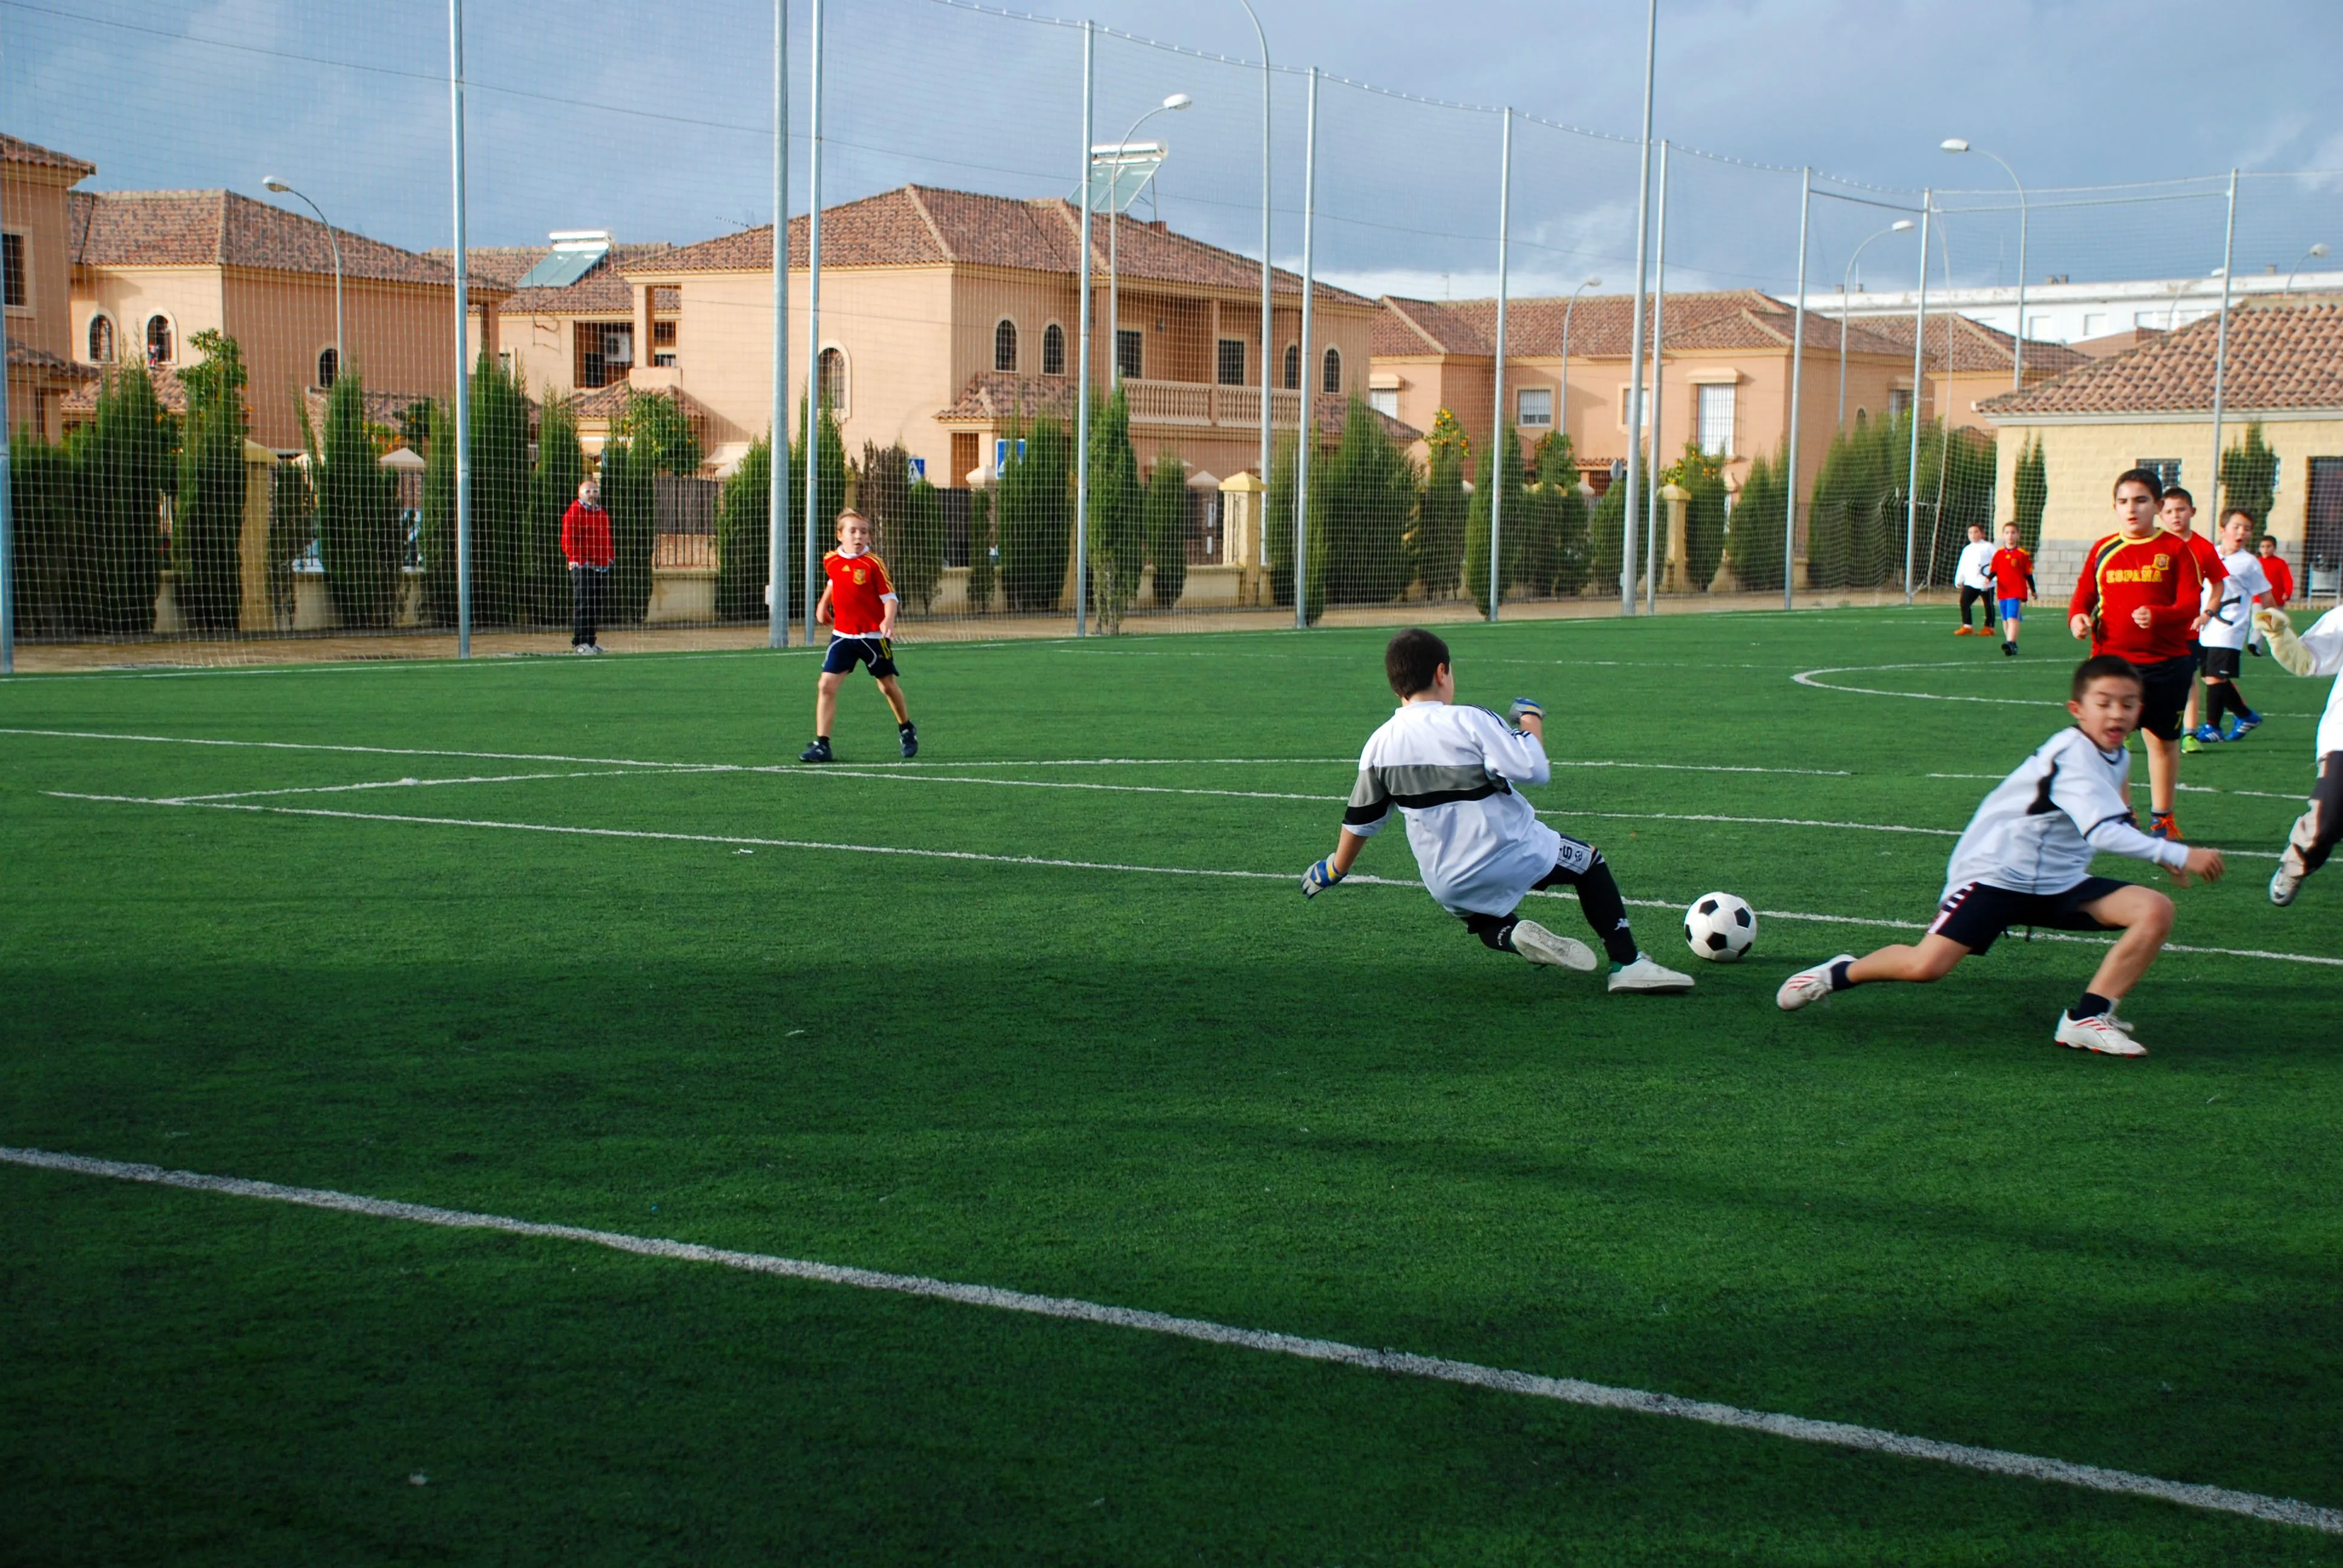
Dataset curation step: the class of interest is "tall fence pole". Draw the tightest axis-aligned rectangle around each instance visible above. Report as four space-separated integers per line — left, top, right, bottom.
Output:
2208 168 2239 509
1073 19 1093 637
1783 167 1811 612
1643 138 1670 615
802 0 825 646
1620 0 1659 616
448 0 471 659
1488 105 1512 624
768 0 789 650
0 160 13 675
1294 65 1319 630
1232 0 1271 546
1902 189 1931 605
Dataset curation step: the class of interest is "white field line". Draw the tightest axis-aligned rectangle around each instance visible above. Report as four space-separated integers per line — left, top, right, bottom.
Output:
1932 773 2310 805
1 1145 2335 1537
159 768 714 804
1795 664 2316 720
45 792 2341 967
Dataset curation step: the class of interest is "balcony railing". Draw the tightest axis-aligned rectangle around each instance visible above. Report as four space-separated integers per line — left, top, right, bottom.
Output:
1123 378 1304 431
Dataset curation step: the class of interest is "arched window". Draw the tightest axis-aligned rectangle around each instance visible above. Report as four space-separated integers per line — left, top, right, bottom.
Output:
818 345 848 413
1282 343 1300 391
87 315 115 364
1322 346 1342 394
994 318 1018 373
1041 322 1066 376
317 347 339 390
145 314 174 365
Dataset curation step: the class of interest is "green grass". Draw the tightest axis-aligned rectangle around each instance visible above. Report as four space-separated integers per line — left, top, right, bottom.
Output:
2 607 2339 1565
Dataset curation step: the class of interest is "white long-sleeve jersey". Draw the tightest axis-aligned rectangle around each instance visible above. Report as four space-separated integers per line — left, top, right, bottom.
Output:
2201 547 2273 652
2286 605 2343 756
1941 726 2189 900
1343 700 1561 916
1955 539 1997 592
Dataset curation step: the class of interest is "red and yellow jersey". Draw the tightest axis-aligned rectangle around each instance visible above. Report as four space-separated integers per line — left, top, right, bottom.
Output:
822 548 896 635
2166 527 2227 590
2068 531 2203 664
1990 546 2033 600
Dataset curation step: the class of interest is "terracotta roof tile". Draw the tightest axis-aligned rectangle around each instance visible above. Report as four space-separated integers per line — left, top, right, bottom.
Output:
1979 299 2343 417
72 190 459 288
428 241 678 315
1 132 94 180
1854 313 2091 376
572 382 712 426
1375 290 1909 360
7 336 93 377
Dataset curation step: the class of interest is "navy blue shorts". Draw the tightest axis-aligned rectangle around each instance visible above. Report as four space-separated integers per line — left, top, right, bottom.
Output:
1928 875 2129 955
822 635 898 678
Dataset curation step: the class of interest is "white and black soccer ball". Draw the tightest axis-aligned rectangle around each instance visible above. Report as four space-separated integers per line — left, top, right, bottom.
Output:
1683 892 1757 963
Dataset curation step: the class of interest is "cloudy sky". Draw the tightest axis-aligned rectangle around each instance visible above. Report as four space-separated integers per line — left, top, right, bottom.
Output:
10 0 2339 299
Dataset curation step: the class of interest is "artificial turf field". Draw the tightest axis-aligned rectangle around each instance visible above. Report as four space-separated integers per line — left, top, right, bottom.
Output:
2 606 2339 1566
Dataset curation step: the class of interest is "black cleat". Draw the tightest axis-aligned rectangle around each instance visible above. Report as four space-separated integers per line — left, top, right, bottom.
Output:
799 738 833 763
899 722 919 760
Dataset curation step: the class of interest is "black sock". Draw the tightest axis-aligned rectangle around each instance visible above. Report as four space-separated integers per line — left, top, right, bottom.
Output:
2227 684 2249 718
2068 991 2114 1022
1572 859 1643 966
1829 959 1856 992
900 719 916 732
817 734 830 745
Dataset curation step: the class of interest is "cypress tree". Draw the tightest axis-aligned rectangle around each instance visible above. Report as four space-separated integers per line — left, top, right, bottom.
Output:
418 399 457 626
2011 434 2047 554
313 372 402 627
2219 422 2278 528
467 358 532 623
1322 394 1417 606
172 328 249 633
79 361 171 635
965 485 997 613
1412 410 1467 600
1143 452 1188 608
530 395 586 623
599 428 656 625
714 434 772 621
997 414 1071 612
1086 385 1145 632
9 431 77 636
1726 443 1788 593
1463 422 1524 618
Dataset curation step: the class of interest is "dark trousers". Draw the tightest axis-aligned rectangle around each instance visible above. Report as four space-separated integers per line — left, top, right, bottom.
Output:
1959 584 1995 629
1460 837 1642 966
2289 751 2343 877
571 565 605 647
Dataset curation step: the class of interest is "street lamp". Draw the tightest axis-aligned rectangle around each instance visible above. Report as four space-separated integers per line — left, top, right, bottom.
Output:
263 177 343 387
1230 0 1272 497
1942 139 2027 388
1558 275 1600 448
1839 218 1913 427
1104 92 1191 388
2286 241 2332 295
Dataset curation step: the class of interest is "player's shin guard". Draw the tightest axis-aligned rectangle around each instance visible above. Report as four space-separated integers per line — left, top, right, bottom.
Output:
1572 858 1643 967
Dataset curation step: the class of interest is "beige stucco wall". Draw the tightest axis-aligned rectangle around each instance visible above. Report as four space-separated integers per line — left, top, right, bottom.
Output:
5 162 85 439
73 264 226 371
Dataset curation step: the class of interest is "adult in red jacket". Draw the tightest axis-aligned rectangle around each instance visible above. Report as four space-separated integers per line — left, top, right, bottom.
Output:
560 479 613 653
2069 468 2204 838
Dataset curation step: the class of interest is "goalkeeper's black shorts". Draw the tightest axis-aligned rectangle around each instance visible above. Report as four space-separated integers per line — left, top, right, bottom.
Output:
822 633 898 678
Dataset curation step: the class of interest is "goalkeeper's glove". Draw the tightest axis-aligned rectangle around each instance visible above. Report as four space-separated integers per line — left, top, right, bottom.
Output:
2255 607 2316 676
1509 696 1544 726
1301 859 1346 898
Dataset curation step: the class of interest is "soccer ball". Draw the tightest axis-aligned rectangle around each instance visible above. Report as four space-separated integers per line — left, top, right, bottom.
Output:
1683 892 1757 962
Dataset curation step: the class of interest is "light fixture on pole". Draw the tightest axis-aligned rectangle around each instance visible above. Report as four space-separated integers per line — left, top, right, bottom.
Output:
1091 92 1190 388
1839 218 1913 428
1558 275 1600 441
264 177 344 387
1941 139 2027 388
2286 242 2331 295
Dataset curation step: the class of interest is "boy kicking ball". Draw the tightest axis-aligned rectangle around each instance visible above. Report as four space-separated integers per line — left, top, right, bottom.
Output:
1777 655 2224 1056
799 509 918 763
1300 629 1693 995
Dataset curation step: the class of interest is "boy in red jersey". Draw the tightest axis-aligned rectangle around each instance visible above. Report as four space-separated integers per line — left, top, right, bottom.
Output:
2069 468 2203 839
799 509 917 763
2158 486 2227 751
1990 520 2034 656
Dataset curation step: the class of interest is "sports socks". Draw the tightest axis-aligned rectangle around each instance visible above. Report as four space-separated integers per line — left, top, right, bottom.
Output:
1827 959 1856 992
2068 991 2114 1022
1572 860 1643 967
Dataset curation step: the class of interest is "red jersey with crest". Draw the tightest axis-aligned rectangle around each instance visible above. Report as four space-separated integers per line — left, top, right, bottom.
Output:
1990 545 2033 600
822 548 896 635
2068 531 2204 664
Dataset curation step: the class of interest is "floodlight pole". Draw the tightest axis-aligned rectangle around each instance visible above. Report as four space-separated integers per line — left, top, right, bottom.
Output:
1784 166 1810 612
1073 19 1093 637
1643 138 1670 615
1840 219 1913 428
2208 168 2238 512
448 0 471 659
1231 0 1272 544
0 163 12 675
1294 66 1319 630
264 181 344 384
1620 0 1659 616
768 0 788 649
802 0 825 647
1107 97 1186 388
1488 105 1512 624
1902 190 1932 605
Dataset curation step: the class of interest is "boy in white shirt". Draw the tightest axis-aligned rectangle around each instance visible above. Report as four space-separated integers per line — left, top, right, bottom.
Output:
2255 601 2343 906
1777 655 2224 1056
1953 523 1997 637
2192 507 2275 745
1300 629 1693 994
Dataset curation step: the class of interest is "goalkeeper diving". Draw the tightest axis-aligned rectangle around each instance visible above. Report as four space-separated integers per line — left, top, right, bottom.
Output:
2254 602 2343 906
1300 629 1693 994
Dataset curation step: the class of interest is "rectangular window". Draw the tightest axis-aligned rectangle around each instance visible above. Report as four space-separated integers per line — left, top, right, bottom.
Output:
2137 458 2183 492
1216 338 1247 387
1697 383 1736 457
652 319 677 347
2307 457 2343 570
652 353 677 368
1368 388 1398 419
1617 385 1650 430
1116 328 1142 382
1515 386 1552 428
1888 387 1913 420
577 322 632 388
2 233 23 309
2081 312 2108 338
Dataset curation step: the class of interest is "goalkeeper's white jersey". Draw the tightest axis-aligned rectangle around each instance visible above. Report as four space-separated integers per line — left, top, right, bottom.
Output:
1941 726 2188 900
1344 700 1561 916
2200 547 2272 651
2290 606 2343 756
1955 539 1996 591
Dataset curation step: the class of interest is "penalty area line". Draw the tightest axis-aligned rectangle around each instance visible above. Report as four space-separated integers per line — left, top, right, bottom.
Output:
1 1145 2336 1537
47 792 2343 968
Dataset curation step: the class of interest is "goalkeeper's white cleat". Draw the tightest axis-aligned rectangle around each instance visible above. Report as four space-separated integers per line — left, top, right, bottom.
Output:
2270 861 2302 907
1608 954 1694 994
2054 1012 2147 1057
1777 956 1852 1011
1509 920 1598 972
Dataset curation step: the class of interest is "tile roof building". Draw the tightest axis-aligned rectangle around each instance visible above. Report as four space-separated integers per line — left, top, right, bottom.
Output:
3 134 100 438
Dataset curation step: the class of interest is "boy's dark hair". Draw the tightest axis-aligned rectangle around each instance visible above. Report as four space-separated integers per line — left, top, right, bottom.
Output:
2112 467 2164 501
2261 533 2279 548
1386 628 1450 697
1968 522 1987 534
2162 485 2194 508
2073 654 2143 702
2221 506 2256 529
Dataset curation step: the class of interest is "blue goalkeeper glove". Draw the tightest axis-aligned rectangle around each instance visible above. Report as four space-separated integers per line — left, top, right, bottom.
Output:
1509 697 1544 725
1301 859 1346 898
